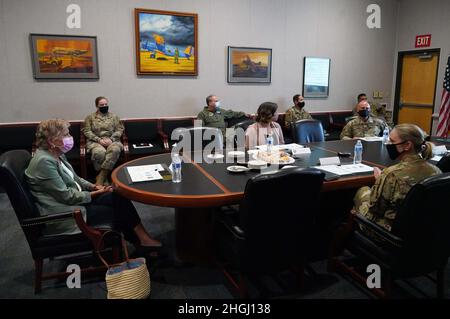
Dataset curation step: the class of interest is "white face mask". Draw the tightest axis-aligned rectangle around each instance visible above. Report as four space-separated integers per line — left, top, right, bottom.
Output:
215 101 221 108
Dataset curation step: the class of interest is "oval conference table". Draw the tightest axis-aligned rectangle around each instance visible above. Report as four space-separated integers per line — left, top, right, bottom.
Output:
111 139 444 264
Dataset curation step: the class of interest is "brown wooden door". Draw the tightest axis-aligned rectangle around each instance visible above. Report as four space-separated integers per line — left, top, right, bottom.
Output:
396 51 439 134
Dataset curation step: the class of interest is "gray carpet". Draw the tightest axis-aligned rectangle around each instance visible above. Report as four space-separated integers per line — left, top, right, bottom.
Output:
0 193 448 299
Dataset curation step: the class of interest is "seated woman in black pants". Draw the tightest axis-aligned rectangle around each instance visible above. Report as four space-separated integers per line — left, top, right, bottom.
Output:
25 119 161 249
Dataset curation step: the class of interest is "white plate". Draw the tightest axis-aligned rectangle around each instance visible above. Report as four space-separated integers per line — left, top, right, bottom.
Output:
227 151 246 157
281 165 298 169
207 153 224 160
278 156 296 165
227 165 250 173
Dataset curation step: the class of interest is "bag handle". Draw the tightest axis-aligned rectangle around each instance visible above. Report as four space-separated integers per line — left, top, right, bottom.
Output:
96 230 130 268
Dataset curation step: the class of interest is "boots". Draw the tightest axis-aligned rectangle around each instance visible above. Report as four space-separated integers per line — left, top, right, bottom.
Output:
95 169 109 186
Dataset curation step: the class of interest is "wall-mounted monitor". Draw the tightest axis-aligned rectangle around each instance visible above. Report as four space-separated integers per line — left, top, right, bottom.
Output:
302 57 330 98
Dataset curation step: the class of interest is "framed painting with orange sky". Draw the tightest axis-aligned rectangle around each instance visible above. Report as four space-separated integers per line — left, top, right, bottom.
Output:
227 46 272 83
29 34 99 79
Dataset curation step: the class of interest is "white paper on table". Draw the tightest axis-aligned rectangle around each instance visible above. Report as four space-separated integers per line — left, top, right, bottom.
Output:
319 156 341 166
314 163 374 176
256 144 282 152
433 145 448 155
126 164 164 182
430 155 443 162
280 143 304 151
360 136 383 142
292 147 311 158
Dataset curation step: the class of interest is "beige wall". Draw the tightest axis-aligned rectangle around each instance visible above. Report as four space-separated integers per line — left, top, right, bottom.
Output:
0 0 399 123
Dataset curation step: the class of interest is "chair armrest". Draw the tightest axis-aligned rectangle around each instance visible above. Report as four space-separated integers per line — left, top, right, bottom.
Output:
21 211 75 227
22 210 108 249
353 214 404 248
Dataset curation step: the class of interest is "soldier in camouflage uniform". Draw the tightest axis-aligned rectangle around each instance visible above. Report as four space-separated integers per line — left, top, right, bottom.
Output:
197 94 247 138
356 93 393 126
284 94 312 130
83 96 124 186
353 124 441 237
340 101 388 140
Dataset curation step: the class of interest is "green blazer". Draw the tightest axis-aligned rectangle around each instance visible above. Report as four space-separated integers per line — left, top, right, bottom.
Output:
25 149 94 235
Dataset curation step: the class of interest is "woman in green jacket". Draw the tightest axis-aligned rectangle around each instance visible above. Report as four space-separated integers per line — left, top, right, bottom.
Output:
26 119 161 249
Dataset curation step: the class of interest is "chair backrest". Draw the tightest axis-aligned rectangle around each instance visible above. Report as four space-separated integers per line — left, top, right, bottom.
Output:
391 172 450 275
226 115 248 128
233 119 255 132
171 127 223 152
312 113 331 132
436 154 450 173
0 124 38 154
292 119 325 143
0 150 41 222
124 120 159 142
239 168 325 273
161 118 195 141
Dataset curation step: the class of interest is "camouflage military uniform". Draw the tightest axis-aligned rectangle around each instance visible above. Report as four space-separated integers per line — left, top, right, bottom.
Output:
371 103 394 127
83 112 124 171
354 154 441 234
197 107 245 137
340 115 388 140
284 106 312 128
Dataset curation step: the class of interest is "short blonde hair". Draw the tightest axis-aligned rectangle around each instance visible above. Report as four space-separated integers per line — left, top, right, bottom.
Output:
36 119 70 149
394 123 433 160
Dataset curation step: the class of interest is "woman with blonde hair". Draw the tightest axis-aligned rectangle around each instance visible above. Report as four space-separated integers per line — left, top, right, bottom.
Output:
245 102 284 150
353 123 441 233
26 119 161 250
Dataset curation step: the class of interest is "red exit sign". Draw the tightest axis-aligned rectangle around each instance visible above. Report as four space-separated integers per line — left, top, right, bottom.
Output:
415 34 431 48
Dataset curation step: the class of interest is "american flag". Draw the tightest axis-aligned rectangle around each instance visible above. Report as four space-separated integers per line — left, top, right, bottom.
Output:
436 56 450 137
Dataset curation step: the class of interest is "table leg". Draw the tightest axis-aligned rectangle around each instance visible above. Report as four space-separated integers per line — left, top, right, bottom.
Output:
174 207 215 265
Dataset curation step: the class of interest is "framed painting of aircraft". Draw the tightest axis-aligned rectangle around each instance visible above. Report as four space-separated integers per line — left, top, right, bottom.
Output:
227 46 272 83
29 34 99 79
135 8 198 76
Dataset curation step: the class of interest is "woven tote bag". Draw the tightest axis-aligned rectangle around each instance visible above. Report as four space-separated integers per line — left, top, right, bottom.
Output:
97 231 151 299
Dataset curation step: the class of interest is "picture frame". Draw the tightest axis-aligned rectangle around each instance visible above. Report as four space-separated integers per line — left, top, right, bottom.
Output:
29 34 99 79
227 46 272 83
302 57 330 98
135 8 198 76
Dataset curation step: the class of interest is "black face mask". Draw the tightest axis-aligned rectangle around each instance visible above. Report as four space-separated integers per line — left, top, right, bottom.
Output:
298 101 305 108
358 109 369 118
99 106 109 114
386 142 406 160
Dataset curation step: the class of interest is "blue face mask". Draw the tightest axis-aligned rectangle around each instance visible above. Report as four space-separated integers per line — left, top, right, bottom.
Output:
215 101 221 108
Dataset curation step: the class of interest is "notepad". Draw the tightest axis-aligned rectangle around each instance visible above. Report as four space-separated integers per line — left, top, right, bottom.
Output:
126 164 164 182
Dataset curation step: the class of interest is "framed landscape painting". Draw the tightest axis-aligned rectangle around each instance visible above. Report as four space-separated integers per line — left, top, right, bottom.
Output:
227 46 272 83
29 34 99 79
135 8 198 76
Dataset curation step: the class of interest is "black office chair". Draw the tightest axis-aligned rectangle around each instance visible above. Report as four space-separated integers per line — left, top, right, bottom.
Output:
171 127 223 153
436 153 450 173
0 150 119 293
292 119 325 144
216 168 325 297
330 173 450 298
123 119 166 159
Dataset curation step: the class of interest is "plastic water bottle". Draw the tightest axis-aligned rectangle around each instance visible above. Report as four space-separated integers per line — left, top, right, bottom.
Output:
266 133 274 154
354 140 363 164
382 127 390 144
171 153 182 183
